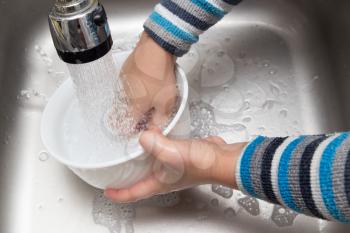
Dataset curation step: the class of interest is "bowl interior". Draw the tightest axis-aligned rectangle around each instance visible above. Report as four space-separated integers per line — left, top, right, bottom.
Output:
41 51 189 169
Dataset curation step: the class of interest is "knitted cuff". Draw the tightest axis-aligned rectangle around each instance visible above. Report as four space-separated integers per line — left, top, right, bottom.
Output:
143 0 242 57
235 133 350 223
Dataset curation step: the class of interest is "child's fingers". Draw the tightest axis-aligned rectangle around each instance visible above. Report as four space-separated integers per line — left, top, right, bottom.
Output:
147 125 163 133
105 175 164 203
205 136 226 145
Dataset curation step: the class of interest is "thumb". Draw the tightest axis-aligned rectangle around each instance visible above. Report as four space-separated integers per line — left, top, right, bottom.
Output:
139 130 183 165
139 130 167 156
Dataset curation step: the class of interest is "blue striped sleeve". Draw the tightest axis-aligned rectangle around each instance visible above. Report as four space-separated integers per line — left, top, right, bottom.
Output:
319 133 350 222
144 0 242 56
236 132 350 223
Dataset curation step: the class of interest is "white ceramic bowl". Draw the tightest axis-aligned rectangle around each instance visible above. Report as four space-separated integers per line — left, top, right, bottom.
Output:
41 55 190 189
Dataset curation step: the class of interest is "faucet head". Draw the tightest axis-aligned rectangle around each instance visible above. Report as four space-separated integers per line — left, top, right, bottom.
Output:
48 0 113 64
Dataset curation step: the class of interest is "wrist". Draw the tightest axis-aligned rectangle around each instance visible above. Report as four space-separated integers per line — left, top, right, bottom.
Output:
137 32 176 63
129 32 176 82
210 142 247 190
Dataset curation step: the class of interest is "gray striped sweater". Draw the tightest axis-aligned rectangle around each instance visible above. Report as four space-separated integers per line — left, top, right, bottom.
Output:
143 0 350 223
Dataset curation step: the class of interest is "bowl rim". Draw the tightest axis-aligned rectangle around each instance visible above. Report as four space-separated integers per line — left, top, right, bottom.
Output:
40 65 189 169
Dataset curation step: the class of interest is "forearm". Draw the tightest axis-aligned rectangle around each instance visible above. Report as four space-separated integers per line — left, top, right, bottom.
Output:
234 133 350 223
143 0 242 56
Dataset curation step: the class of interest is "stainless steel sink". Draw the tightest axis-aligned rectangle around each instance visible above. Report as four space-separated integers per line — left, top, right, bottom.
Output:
1 0 350 232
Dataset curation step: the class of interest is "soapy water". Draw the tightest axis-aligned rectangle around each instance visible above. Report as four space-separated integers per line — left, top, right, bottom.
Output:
92 190 180 233
93 190 135 233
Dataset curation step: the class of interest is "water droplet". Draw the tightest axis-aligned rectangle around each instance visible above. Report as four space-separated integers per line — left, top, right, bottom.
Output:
313 75 319 81
210 198 219 208
238 52 246 59
188 51 195 57
269 69 277 75
195 201 208 210
207 68 214 75
263 62 270 67
238 196 260 216
224 208 236 219
212 184 233 199
38 151 50 162
271 205 298 227
217 50 225 57
196 214 209 221
223 85 229 92
34 45 41 52
279 109 288 118
243 101 250 111
262 99 275 110
232 123 247 131
33 90 41 97
281 92 288 98
270 82 280 96
20 90 31 99
258 126 266 132
242 116 252 123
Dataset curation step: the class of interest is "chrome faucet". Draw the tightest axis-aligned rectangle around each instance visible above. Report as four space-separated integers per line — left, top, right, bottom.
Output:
48 0 113 64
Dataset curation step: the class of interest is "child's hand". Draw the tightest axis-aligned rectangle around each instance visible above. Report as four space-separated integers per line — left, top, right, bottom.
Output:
120 32 178 129
105 128 247 203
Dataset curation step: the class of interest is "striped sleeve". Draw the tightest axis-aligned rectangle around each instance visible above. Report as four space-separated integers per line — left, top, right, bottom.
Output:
143 0 242 56
236 133 350 223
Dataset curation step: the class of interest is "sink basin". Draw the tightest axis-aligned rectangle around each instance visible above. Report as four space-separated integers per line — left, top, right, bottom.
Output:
1 0 350 232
